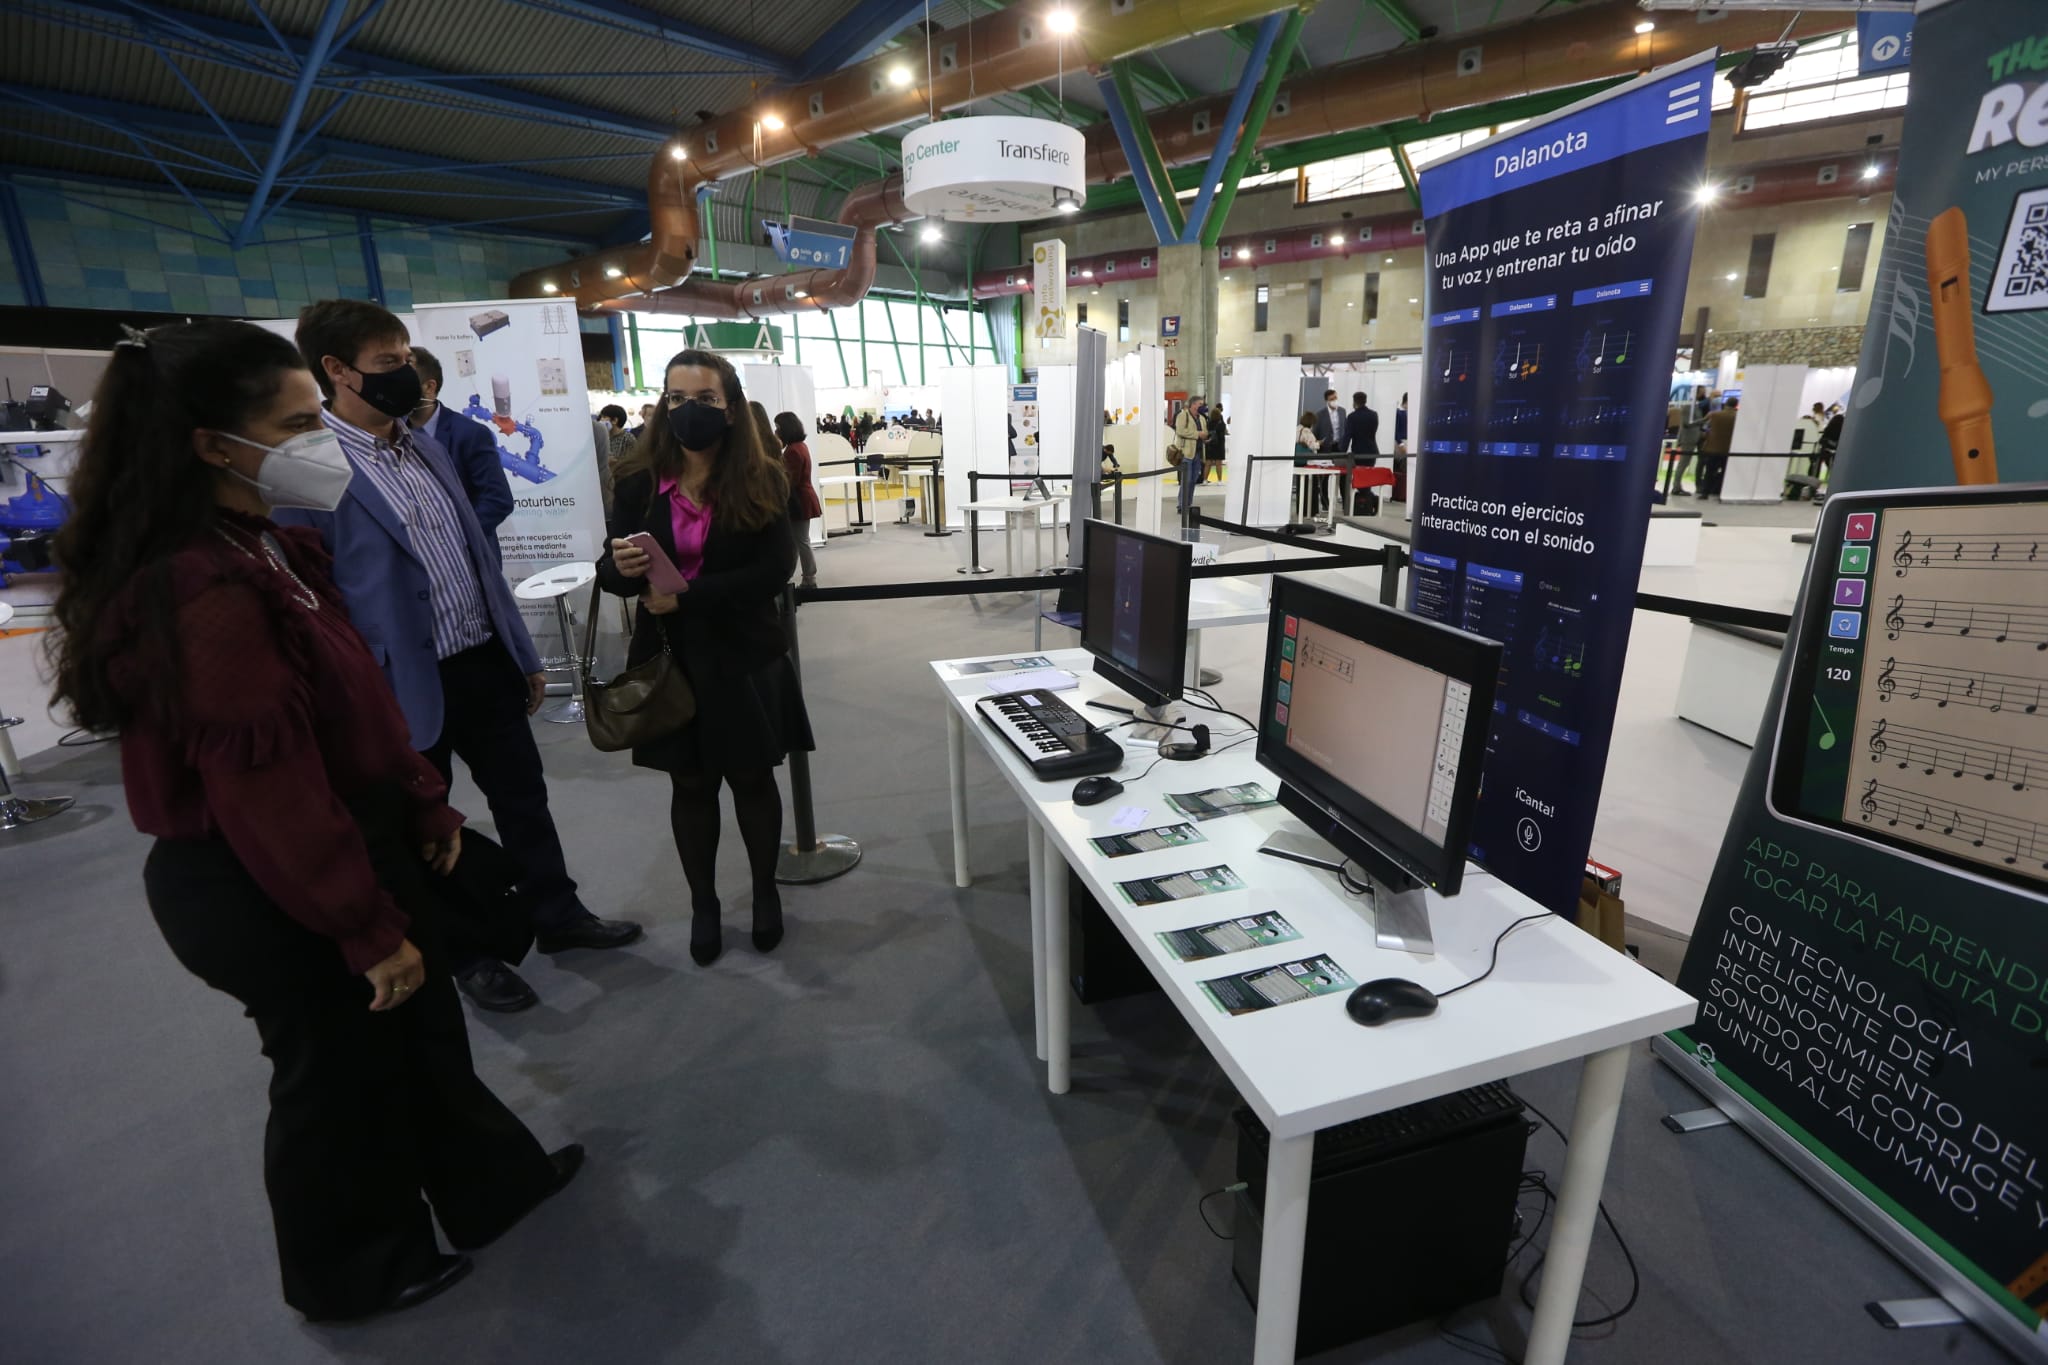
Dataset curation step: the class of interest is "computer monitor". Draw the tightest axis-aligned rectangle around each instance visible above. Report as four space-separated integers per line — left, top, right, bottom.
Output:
1255 576 1501 954
1081 518 1192 716
1766 483 2048 900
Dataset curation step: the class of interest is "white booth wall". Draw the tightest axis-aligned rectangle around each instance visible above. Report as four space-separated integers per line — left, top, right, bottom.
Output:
1221 354 1305 528
1723 364 1809 503
937 364 1010 528
1033 365 1076 480
743 364 817 438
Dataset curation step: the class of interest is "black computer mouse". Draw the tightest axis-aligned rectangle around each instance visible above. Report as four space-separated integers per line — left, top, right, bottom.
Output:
1346 977 1440 1026
1072 775 1125 806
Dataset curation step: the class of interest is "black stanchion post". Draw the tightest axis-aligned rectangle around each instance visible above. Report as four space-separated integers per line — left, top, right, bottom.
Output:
1380 545 1407 608
774 583 862 885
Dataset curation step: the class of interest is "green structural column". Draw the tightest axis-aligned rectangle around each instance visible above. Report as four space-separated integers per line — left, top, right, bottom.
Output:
1156 243 1220 400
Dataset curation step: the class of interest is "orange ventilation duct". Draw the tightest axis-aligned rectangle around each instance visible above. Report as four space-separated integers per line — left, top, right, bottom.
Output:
1082 5 1855 184
511 0 1305 309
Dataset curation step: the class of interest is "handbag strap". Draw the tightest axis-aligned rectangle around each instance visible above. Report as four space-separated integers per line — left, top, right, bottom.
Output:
581 578 604 685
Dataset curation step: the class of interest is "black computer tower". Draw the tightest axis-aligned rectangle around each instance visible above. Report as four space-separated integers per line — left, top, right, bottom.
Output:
1068 868 1161 1004
1230 1101 1528 1357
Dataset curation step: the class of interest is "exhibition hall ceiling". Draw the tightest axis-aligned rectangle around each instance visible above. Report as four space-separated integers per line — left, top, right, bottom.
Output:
0 0 1560 243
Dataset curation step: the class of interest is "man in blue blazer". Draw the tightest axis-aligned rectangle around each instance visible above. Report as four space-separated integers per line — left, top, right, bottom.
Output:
408 346 512 561
280 300 642 1013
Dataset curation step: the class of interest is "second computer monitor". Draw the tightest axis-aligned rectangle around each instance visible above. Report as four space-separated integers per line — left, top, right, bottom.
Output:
1081 518 1192 708
1257 576 1500 900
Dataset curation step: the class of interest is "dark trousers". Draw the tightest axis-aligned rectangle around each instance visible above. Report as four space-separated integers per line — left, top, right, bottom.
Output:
1698 454 1729 497
421 640 583 965
143 834 556 1320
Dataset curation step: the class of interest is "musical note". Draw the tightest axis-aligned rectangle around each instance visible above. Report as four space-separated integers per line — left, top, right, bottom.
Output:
1958 607 1975 637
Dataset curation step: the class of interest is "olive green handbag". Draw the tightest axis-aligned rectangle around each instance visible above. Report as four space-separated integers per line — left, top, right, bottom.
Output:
580 580 696 752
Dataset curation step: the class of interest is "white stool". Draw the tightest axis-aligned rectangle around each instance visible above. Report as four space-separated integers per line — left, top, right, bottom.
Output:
514 561 598 725
0 601 74 831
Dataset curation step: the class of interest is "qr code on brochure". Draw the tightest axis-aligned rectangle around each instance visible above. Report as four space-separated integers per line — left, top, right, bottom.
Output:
1985 187 2048 314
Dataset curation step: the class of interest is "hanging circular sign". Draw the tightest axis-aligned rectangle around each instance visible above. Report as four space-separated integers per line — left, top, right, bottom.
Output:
900 115 1087 221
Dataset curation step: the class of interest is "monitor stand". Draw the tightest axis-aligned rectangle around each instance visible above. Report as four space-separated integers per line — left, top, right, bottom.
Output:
1257 829 1436 956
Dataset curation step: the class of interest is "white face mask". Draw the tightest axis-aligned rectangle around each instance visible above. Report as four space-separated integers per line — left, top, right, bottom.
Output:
218 428 353 511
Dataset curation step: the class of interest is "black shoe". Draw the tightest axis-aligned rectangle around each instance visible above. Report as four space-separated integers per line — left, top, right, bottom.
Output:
451 1146 585 1252
534 914 645 954
386 1254 472 1315
752 888 784 954
455 960 539 1013
690 901 723 966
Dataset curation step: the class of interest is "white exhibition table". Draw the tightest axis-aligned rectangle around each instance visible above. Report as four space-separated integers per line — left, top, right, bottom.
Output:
958 495 1071 575
935 647 1696 1365
817 473 880 538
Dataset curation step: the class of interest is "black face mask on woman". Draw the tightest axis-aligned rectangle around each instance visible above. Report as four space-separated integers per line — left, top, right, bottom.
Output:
668 399 729 451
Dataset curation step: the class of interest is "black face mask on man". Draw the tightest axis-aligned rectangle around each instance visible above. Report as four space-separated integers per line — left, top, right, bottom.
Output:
668 399 729 450
344 361 425 419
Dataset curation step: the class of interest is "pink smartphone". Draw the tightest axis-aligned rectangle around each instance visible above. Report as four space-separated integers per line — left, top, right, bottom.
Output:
624 532 688 594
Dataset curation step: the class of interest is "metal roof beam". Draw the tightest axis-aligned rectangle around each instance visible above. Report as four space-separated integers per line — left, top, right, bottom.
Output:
0 87 644 205
234 0 355 248
21 0 677 141
791 0 929 79
1372 0 1424 44
491 0 792 73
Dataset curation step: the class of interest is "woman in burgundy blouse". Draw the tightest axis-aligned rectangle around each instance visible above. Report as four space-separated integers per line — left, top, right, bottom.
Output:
47 321 572 1322
772 408 822 588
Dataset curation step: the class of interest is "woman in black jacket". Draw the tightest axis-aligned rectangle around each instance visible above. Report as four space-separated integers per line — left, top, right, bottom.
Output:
597 350 814 965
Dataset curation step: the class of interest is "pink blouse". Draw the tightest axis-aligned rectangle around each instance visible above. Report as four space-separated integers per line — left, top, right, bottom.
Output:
657 474 713 580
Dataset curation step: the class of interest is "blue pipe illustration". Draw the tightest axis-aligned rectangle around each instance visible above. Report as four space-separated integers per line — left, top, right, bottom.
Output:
463 393 557 484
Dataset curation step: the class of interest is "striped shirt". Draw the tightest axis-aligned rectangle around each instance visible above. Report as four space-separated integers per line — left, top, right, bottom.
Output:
322 409 493 660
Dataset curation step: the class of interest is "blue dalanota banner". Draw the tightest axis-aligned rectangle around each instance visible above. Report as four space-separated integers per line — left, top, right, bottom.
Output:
1406 51 1715 917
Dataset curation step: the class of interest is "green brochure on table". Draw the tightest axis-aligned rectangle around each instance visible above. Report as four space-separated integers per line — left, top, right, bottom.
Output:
1116 864 1245 907
1157 912 1302 962
1165 783 1277 822
1090 823 1207 858
1200 955 1355 1016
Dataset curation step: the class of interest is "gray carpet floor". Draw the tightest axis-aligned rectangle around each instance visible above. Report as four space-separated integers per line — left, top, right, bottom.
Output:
0 527 2008 1365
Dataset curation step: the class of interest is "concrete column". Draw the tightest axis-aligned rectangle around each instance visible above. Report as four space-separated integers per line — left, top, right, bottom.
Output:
1157 242 1219 398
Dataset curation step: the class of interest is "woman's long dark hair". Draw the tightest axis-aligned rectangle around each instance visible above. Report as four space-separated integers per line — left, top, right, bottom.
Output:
614 348 786 532
48 320 308 733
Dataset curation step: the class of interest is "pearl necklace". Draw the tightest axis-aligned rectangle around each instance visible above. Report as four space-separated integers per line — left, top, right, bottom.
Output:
213 524 321 611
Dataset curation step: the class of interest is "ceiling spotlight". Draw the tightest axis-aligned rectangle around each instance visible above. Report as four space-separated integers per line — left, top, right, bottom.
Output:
1235 246 1250 259
1861 162 1881 181
1725 272 1738 281
1634 20 1655 35
1407 297 1418 304
1330 232 1345 246
1694 182 1720 205
541 281 559 294
888 64 912 88
1047 8 1077 36
1221 275 1230 282
1054 190 1082 213
668 144 688 161
1384 255 1393 263
761 112 785 131
604 265 623 279
920 224 942 243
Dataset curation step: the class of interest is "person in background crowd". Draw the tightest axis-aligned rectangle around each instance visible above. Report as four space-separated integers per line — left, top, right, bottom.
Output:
1172 396 1209 523
598 404 633 463
1393 393 1409 455
1800 401 1827 450
587 414 617 516
1292 410 1328 516
1813 406 1845 480
278 300 642 1014
1345 391 1381 516
1204 402 1226 483
47 319 577 1323
775 411 821 590
633 403 656 436
1698 394 1739 499
1312 387 1347 453
598 350 813 967
407 347 511 557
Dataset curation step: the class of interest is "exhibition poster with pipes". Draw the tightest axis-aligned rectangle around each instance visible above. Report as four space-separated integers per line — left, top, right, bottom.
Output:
1668 2 2048 1349
1405 52 1712 916
410 298 609 639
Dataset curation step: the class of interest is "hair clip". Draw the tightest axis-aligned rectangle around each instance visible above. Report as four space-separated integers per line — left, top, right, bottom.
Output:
116 323 151 349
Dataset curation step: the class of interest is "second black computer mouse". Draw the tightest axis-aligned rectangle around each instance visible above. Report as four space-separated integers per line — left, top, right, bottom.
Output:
1346 978 1439 1026
1072 775 1125 806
